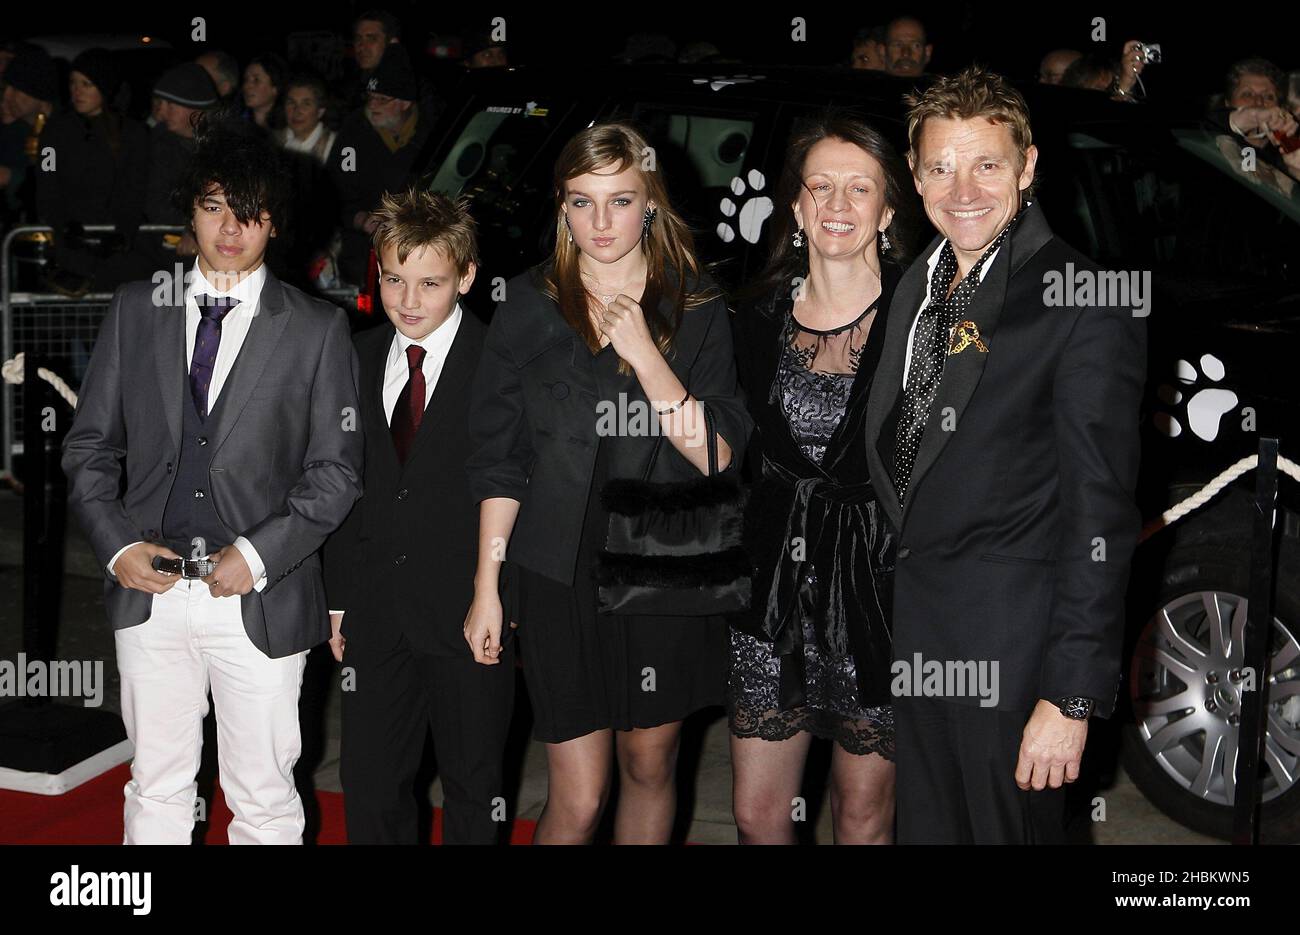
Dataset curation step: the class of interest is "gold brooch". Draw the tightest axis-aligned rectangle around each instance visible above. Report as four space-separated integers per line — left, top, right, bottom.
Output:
948 320 988 355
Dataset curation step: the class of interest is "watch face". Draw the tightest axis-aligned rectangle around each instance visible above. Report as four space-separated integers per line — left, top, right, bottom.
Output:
1059 697 1093 719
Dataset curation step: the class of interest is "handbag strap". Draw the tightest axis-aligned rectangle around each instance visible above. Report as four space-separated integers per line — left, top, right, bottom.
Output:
639 304 718 481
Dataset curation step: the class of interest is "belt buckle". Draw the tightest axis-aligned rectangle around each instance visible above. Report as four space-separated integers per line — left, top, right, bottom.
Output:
153 555 215 578
181 558 216 579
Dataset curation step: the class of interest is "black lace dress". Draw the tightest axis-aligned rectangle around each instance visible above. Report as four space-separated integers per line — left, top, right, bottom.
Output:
728 289 896 759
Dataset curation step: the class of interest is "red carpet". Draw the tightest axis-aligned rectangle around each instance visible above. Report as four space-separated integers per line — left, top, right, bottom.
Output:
0 764 538 844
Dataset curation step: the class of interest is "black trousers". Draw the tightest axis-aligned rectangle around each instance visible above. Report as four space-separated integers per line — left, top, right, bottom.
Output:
339 631 515 844
895 695 1067 844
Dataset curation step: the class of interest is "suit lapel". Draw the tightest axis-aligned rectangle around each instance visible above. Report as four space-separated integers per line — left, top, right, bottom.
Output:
206 270 292 454
865 243 933 532
888 201 1056 529
154 291 186 453
898 246 1009 527
403 317 480 468
364 323 401 472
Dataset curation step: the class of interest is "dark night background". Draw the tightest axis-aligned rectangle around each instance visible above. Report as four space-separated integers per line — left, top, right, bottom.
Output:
4 4 1297 103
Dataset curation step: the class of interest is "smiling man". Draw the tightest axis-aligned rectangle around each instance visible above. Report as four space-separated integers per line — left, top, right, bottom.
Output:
62 118 363 844
864 67 1147 843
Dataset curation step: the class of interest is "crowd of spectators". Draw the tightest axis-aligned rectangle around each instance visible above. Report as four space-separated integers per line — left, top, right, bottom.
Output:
1 11 1296 297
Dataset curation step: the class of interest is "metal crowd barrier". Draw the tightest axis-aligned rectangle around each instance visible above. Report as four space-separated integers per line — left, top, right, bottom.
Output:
1 224 360 481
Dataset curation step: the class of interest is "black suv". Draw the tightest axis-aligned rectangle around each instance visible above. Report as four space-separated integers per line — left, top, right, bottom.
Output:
414 64 1300 841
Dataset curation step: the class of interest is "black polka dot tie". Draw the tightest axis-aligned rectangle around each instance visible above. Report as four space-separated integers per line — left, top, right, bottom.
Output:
892 214 1019 502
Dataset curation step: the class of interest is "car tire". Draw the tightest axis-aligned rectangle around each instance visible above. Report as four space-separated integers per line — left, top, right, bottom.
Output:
1120 541 1300 842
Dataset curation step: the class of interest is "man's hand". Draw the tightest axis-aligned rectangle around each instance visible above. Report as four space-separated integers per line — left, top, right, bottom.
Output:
201 544 254 598
1015 699 1088 791
114 542 183 594
329 611 346 662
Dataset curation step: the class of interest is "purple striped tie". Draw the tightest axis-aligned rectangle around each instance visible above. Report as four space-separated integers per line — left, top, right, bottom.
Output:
191 294 239 420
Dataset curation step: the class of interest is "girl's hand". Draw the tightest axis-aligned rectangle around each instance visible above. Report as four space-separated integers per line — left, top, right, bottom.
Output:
597 294 657 371
463 592 505 665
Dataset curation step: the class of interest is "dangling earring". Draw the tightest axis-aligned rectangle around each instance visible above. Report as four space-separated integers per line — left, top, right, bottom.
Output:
792 228 805 248
563 215 573 244
879 229 891 252
642 205 657 239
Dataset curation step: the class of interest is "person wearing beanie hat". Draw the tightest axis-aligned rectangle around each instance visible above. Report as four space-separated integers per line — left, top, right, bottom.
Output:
131 63 220 264
2 44 58 123
462 28 507 69
330 44 432 286
0 45 58 216
37 48 150 294
69 48 123 110
153 62 219 115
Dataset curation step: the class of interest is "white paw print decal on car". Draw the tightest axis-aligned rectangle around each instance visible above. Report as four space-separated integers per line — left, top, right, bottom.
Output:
1153 353 1239 442
717 169 773 245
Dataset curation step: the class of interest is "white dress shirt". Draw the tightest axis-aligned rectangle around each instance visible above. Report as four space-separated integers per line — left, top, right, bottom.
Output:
382 303 463 424
901 242 1002 388
279 123 337 164
107 261 270 591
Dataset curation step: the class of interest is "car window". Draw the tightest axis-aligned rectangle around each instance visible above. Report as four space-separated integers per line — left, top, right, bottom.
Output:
1065 129 1300 286
427 103 565 199
616 103 765 281
423 100 577 283
1173 127 1300 224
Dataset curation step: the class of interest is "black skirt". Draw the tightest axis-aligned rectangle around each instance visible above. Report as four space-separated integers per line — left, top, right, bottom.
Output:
508 430 729 744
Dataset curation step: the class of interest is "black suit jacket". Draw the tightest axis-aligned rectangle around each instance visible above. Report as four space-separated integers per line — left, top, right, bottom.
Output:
323 313 485 657
863 203 1147 717
466 262 753 587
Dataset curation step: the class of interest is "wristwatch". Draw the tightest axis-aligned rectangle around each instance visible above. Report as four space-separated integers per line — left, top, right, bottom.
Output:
1053 696 1095 720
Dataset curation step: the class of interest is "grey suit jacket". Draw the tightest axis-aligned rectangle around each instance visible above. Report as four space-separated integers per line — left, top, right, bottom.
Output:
61 269 365 658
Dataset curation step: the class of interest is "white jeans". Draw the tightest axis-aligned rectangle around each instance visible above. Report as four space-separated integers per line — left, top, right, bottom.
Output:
114 578 308 844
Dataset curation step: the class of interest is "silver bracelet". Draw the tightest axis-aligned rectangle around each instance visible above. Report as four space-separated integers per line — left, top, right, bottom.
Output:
655 391 691 416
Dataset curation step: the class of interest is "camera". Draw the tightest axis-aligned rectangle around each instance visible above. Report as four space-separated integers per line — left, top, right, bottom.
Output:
1138 42 1162 65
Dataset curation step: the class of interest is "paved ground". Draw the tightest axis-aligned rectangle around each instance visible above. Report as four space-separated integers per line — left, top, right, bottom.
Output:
0 487 1220 844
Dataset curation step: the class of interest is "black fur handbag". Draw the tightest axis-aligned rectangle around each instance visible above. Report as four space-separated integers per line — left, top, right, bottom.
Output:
595 402 751 616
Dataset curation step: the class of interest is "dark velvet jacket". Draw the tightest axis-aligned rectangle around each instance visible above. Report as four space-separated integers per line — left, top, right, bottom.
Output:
731 265 901 709
466 262 753 587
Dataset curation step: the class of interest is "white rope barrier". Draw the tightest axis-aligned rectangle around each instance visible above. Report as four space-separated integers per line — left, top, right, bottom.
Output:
3 354 1295 546
1 352 79 409
1139 453 1300 543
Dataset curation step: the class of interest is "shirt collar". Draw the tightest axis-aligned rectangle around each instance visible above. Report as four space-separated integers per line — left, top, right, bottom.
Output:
283 123 324 153
187 261 268 307
923 200 1031 285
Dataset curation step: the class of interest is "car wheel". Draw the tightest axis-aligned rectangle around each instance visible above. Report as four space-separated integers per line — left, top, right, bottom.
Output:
1121 543 1300 842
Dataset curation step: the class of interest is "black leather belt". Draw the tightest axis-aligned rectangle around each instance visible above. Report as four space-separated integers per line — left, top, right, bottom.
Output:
152 556 217 579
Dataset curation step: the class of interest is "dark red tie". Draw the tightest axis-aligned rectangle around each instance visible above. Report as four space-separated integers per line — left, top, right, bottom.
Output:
390 343 426 463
